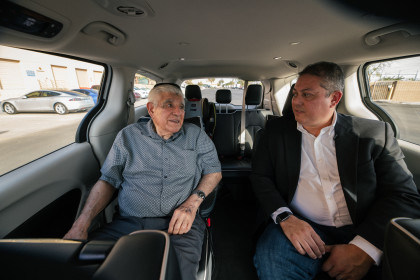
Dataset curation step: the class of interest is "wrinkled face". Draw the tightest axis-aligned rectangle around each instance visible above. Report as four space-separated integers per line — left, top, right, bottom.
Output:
292 74 342 136
147 92 185 139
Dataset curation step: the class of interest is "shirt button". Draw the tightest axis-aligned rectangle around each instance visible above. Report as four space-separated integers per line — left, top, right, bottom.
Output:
164 176 167 178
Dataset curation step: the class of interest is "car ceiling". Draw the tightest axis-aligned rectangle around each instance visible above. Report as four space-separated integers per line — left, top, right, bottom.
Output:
1 0 419 81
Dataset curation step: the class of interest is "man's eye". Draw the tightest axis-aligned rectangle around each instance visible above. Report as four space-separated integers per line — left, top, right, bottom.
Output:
303 93 312 98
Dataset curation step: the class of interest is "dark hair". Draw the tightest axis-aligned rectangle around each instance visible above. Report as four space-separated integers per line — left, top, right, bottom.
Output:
299 61 344 95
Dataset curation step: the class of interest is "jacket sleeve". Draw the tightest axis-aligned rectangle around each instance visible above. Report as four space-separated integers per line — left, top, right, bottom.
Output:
250 119 289 218
355 121 420 249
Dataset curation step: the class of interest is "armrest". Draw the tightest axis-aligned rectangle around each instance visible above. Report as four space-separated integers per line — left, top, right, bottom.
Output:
0 238 95 280
383 217 420 280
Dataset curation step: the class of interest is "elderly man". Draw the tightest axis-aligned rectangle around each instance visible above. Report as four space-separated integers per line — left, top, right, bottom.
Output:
251 62 420 280
64 83 222 280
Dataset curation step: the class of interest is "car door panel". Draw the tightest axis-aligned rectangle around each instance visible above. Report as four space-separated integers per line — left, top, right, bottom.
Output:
0 142 100 238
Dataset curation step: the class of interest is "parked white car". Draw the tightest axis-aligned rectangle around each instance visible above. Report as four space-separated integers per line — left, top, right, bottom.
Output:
1 90 94 114
133 86 149 99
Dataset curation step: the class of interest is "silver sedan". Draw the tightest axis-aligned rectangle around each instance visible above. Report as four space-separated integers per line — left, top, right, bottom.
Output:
1 90 95 115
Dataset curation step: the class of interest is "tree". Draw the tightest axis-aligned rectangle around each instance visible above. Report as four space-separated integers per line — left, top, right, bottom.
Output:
367 62 391 82
208 78 215 87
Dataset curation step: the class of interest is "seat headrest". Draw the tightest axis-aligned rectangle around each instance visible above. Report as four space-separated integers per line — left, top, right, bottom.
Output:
216 89 232 104
282 84 294 117
245 84 263 105
185 85 202 100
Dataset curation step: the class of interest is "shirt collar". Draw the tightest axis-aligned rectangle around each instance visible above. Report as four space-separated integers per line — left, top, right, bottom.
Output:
297 111 337 137
141 119 184 141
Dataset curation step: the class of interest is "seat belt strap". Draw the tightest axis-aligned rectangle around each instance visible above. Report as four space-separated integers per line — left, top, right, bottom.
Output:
127 82 136 124
239 81 248 158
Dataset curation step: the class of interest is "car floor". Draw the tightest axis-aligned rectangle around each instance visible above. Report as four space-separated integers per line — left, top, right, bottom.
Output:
211 177 263 280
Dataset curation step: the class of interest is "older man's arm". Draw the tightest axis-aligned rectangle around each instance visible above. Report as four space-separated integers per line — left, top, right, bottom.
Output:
168 172 222 235
63 180 116 240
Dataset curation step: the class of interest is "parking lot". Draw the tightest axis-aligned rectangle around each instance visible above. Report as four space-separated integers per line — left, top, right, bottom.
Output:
0 111 86 174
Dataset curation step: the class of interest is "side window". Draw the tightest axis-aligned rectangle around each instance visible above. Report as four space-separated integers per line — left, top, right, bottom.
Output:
26 91 41 98
0 45 105 176
365 56 420 145
133 73 155 108
47 91 60 97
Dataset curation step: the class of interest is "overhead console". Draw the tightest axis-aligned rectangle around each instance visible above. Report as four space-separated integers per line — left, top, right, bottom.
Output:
0 0 63 38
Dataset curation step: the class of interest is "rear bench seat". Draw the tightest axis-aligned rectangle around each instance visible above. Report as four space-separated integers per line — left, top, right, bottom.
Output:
213 85 268 178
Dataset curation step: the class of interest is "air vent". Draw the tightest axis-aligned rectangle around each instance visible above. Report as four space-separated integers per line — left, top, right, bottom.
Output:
117 6 145 16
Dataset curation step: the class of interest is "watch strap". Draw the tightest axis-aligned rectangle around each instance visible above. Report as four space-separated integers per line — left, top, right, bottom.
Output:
276 211 293 224
192 189 206 200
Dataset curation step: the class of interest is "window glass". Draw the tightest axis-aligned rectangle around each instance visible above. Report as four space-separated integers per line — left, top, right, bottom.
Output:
0 45 104 175
365 56 420 144
181 78 261 105
26 91 40 98
133 74 155 108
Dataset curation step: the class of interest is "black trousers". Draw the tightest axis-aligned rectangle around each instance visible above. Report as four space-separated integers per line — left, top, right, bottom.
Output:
90 214 206 280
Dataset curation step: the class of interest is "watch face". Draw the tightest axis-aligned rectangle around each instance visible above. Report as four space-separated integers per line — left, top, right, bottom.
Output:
194 190 206 200
277 212 291 223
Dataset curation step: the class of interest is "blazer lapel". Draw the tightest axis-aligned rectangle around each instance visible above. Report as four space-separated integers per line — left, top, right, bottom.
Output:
334 114 358 221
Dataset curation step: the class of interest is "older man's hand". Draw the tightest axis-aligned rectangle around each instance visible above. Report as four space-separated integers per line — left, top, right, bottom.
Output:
168 197 200 235
322 244 374 280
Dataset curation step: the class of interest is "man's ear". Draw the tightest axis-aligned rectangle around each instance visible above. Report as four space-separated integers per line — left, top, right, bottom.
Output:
146 102 154 118
330 91 343 107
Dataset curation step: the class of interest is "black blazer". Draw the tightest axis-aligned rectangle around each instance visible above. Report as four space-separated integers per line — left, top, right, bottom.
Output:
250 113 420 249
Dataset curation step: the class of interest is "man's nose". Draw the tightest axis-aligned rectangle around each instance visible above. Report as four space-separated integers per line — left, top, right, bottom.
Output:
172 106 184 115
292 94 302 105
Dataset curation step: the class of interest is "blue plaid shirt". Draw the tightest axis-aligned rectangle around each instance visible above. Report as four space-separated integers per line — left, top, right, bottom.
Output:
100 120 221 217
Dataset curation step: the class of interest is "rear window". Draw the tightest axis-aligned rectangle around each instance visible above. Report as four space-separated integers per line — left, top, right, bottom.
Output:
181 78 262 105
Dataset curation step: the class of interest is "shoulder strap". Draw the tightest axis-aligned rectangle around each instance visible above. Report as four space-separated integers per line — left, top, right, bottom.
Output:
127 82 136 124
239 81 248 158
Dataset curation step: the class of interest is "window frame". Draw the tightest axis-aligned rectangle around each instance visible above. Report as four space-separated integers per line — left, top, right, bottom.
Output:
360 54 420 141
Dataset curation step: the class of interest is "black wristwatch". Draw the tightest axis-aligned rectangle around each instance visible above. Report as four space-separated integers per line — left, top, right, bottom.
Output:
276 211 293 224
192 189 206 200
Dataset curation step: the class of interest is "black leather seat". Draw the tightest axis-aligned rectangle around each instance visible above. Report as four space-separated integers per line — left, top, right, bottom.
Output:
213 85 266 177
235 84 266 158
92 230 181 280
382 217 420 280
184 85 205 128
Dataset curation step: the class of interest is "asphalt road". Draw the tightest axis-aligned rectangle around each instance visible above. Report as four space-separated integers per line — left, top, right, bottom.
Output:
375 101 420 144
0 112 85 174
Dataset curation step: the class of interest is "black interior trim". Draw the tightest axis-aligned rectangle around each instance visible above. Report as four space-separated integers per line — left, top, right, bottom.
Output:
5 189 81 238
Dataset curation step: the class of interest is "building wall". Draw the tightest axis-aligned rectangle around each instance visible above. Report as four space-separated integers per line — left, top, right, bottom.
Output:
0 46 104 101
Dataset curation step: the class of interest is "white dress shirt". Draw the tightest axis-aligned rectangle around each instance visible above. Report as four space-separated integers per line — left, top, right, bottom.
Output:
271 112 382 264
